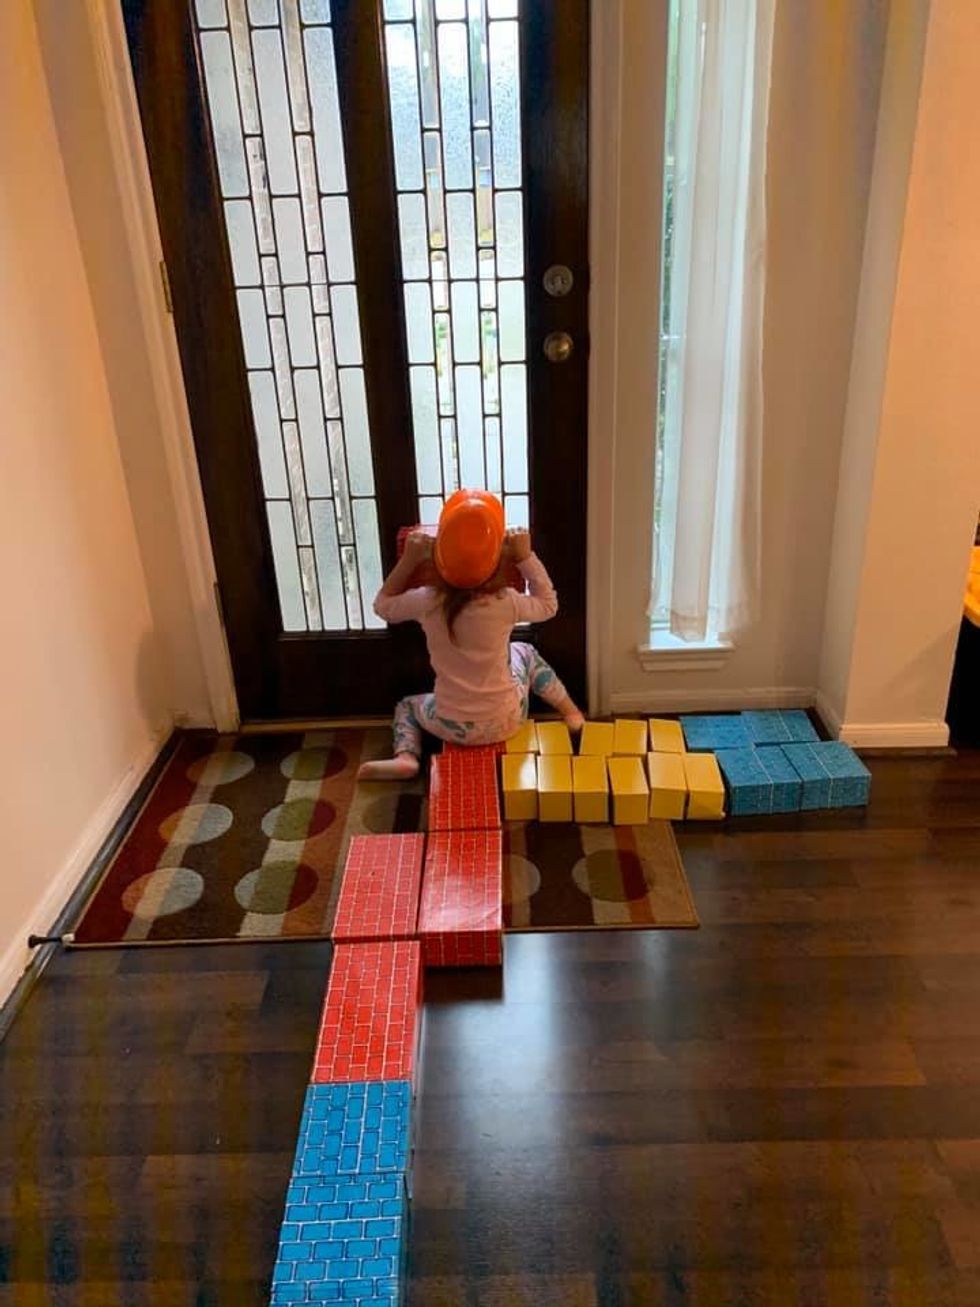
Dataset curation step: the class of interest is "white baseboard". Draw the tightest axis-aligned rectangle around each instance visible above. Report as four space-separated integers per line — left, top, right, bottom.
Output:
0 727 168 1009
609 686 815 714
837 720 951 749
813 690 842 738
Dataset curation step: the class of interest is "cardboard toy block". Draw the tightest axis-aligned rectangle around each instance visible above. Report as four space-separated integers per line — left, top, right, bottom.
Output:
715 748 774 817
607 756 649 825
428 750 501 831
536 721 573 755
755 745 803 813
291 1081 412 1180
649 718 686 754
741 709 819 746
504 721 539 754
270 1172 406 1305
331 834 425 944
682 752 725 820
311 941 422 1087
680 714 752 752
440 740 506 757
501 752 538 822
810 741 871 808
418 829 503 967
613 718 648 756
578 721 616 757
572 755 608 824
646 752 687 820
781 742 834 810
537 754 573 822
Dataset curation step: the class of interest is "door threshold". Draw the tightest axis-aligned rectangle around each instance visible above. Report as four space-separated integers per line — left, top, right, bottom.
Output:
240 717 391 734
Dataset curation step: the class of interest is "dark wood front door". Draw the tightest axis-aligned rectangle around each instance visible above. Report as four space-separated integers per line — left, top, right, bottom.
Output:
123 0 588 719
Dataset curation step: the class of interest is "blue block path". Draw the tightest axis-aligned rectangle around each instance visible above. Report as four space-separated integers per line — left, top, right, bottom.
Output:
755 746 804 813
715 748 773 816
811 741 872 807
270 1174 407 1305
781 743 834 809
292 1082 412 1180
680 714 752 752
741 710 819 746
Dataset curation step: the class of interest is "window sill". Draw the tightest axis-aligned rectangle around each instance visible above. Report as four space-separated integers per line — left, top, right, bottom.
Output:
636 631 734 672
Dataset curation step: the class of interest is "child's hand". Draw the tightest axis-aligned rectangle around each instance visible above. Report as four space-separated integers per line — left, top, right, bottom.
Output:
404 530 433 566
505 528 532 563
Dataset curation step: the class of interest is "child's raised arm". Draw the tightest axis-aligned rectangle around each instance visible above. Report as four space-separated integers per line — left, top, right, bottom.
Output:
373 531 433 624
506 530 559 623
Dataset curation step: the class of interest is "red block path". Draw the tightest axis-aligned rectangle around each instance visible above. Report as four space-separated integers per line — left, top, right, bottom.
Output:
330 834 425 944
311 940 423 1085
418 830 503 968
428 751 501 831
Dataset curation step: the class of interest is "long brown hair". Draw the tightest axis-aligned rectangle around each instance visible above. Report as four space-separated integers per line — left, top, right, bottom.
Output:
440 584 477 643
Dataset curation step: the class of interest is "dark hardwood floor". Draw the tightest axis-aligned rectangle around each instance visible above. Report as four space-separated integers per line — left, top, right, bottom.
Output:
3 750 980 1305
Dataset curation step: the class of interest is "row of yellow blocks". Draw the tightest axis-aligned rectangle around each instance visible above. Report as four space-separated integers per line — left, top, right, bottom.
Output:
500 718 725 824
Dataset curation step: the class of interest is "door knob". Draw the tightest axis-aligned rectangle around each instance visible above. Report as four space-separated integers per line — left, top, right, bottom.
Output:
543 331 574 363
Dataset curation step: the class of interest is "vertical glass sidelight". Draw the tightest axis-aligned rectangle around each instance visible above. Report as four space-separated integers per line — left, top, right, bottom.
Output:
194 0 384 633
382 0 528 522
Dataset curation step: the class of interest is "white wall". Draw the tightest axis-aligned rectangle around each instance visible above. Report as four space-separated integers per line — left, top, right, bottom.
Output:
818 0 980 746
33 0 227 730
0 0 173 1002
591 0 892 712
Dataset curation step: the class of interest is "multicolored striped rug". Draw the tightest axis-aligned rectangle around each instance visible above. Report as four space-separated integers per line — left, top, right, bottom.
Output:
72 730 697 945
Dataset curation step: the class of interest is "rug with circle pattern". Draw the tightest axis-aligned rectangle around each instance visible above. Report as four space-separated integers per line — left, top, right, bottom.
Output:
72 730 697 944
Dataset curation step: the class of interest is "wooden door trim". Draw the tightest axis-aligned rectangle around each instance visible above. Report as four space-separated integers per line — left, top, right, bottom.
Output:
84 0 238 729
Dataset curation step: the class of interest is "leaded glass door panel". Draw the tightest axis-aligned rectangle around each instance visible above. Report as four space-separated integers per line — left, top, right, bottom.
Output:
123 0 588 718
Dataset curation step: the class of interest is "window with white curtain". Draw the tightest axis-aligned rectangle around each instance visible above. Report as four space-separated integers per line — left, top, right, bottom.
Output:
650 0 775 646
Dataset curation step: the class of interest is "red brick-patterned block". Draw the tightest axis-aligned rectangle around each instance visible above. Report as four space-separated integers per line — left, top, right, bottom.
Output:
418 830 503 968
311 940 422 1085
440 741 507 757
428 751 501 831
330 834 425 944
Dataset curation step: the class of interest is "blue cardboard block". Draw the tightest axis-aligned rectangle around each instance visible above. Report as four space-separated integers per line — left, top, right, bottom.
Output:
680 714 752 752
781 743 833 810
715 748 772 816
741 710 819 746
292 1083 412 1180
809 742 871 808
755 746 803 813
270 1174 406 1305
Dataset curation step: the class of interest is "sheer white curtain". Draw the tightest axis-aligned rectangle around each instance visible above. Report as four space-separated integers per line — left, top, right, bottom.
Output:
651 0 775 642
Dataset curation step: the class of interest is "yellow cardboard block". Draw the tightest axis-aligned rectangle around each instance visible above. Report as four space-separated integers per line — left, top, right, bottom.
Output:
537 721 573 756
647 752 687 821
572 755 608 824
649 718 685 755
501 753 538 822
505 721 539 754
682 751 725 820
613 719 648 756
607 756 649 825
578 721 616 758
537 755 573 822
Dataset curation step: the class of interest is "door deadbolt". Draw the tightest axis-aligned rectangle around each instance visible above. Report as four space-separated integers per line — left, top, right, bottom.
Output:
543 264 574 297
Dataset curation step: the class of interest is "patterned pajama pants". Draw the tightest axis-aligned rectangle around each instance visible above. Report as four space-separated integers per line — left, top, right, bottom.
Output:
392 642 569 756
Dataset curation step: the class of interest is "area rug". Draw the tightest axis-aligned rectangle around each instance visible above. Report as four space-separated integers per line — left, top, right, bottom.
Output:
72 729 424 945
503 820 698 930
73 731 698 945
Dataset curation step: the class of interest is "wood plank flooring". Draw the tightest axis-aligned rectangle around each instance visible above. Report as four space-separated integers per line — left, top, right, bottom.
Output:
2 750 980 1304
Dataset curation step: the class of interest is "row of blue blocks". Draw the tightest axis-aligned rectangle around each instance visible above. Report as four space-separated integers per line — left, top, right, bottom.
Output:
680 709 820 752
270 1083 413 1305
716 742 871 815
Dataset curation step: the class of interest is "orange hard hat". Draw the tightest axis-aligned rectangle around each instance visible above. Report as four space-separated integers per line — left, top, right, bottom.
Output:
434 491 505 589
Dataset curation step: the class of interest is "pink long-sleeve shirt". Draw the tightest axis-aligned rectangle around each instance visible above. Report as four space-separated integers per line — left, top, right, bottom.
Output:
373 554 558 724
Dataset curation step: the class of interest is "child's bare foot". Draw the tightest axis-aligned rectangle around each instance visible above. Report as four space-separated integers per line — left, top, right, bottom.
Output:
357 753 420 782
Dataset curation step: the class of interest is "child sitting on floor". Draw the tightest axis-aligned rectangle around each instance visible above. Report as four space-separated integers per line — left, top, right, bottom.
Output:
358 491 583 781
